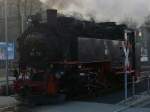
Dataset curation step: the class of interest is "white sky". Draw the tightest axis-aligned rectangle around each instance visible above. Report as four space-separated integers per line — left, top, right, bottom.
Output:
40 0 150 25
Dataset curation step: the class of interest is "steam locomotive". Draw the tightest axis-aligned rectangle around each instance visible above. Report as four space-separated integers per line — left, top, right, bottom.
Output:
13 9 136 102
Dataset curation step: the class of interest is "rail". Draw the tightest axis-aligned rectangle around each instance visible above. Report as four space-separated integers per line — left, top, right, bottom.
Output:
0 104 16 112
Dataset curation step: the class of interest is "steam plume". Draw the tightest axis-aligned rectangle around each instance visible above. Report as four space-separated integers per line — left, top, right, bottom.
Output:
40 0 150 25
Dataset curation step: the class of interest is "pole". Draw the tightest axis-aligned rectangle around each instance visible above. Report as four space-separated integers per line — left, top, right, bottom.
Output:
21 13 24 33
4 0 9 95
147 76 150 93
123 31 130 100
132 76 135 96
125 71 128 100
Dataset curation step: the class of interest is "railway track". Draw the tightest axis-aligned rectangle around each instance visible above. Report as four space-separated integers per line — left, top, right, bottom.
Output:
0 105 16 112
114 94 150 112
0 103 33 112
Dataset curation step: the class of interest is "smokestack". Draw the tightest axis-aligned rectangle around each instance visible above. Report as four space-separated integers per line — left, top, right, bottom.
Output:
47 9 57 27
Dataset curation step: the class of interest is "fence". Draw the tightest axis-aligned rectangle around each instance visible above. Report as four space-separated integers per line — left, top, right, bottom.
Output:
0 60 16 95
121 69 150 103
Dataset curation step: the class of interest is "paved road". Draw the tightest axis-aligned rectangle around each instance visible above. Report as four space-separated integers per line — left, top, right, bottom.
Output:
138 96 150 108
144 103 150 108
0 95 150 112
33 102 150 112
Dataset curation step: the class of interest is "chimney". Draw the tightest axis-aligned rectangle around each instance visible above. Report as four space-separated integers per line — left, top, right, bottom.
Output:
47 9 57 27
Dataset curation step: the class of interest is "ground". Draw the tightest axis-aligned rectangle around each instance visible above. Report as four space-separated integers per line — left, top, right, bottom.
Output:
0 96 17 108
1 96 150 112
33 102 150 112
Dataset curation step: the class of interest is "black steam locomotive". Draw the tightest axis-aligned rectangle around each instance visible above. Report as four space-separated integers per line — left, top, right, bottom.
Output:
14 9 136 102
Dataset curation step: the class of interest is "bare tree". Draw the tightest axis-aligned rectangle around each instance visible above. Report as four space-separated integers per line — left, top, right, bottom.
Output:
0 0 43 41
17 0 22 34
16 0 42 34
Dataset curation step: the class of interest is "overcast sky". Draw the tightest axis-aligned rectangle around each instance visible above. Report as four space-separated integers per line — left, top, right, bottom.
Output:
40 0 150 25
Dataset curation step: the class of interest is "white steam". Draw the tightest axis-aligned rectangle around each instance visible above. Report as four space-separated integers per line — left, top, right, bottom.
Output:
40 0 150 25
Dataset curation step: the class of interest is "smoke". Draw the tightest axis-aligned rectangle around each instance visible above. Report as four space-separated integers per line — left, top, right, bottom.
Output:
40 0 150 25
39 0 83 11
